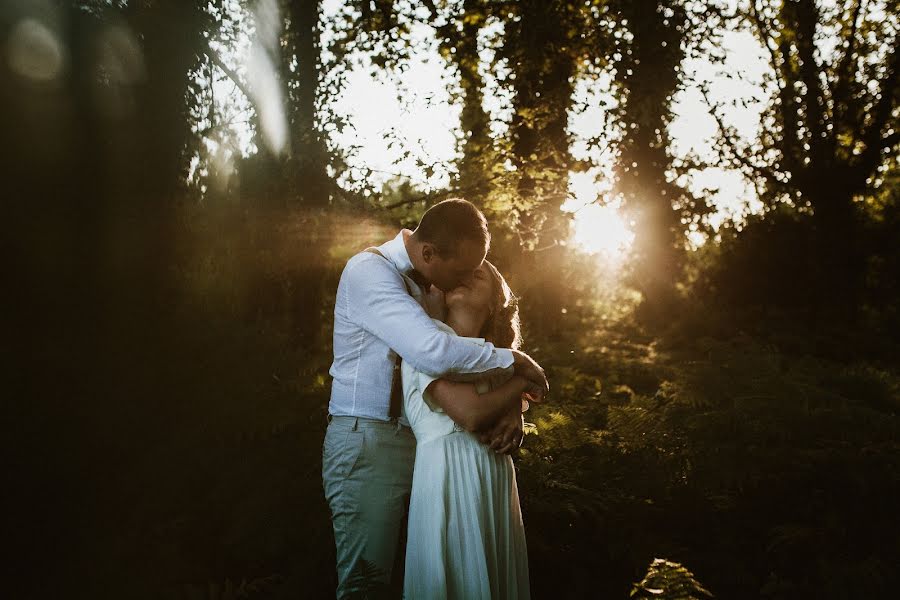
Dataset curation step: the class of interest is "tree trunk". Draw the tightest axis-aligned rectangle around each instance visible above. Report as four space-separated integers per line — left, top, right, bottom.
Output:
613 0 687 324
284 0 330 206
505 0 577 336
454 0 494 198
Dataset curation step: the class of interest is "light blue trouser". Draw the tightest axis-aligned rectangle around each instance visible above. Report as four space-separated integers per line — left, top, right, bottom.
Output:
322 415 416 599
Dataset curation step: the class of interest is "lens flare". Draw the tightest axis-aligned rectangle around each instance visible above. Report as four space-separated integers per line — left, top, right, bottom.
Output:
245 0 288 155
7 18 65 83
93 24 146 118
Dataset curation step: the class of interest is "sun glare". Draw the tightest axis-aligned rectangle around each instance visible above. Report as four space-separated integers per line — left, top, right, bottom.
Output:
564 172 634 262
570 202 634 259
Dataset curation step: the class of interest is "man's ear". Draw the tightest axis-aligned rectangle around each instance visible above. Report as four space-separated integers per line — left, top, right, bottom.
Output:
421 243 437 264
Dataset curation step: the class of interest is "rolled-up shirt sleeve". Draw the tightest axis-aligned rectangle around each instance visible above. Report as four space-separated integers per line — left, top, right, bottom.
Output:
344 256 514 378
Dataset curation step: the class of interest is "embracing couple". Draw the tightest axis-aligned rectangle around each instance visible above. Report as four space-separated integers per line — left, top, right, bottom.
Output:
322 199 550 599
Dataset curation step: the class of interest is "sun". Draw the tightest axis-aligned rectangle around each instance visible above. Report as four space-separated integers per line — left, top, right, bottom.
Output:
564 172 634 262
570 202 634 259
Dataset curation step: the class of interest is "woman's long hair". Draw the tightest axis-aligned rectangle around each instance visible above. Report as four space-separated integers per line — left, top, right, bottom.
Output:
479 260 521 351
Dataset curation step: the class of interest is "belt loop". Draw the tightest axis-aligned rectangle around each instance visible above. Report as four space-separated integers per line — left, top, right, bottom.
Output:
351 417 359 432
326 413 333 424
394 419 401 435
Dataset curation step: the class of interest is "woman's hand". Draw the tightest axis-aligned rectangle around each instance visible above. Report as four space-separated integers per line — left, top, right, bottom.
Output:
477 400 525 455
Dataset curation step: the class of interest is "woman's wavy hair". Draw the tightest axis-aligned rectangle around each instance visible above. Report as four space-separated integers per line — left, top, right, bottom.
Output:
479 260 521 351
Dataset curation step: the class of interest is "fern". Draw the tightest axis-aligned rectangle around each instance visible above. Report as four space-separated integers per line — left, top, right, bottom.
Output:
630 558 713 599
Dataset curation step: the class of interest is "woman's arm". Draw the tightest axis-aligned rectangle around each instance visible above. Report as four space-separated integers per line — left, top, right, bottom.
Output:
424 375 530 432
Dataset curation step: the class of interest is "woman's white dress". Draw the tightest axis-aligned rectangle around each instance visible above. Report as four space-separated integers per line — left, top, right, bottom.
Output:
401 319 530 599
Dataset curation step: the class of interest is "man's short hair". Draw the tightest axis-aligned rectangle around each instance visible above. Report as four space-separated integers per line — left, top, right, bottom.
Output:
414 198 490 257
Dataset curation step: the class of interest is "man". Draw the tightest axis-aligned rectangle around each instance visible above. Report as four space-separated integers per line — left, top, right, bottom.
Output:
323 199 548 598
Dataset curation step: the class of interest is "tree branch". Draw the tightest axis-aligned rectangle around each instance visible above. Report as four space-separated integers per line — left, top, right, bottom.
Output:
379 173 504 210
793 0 827 157
858 34 900 160
829 0 864 129
204 48 254 103
748 1 801 171
698 82 782 197
748 1 787 93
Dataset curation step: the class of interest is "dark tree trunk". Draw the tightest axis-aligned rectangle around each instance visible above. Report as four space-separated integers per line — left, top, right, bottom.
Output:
124 0 208 309
613 0 687 324
283 0 330 206
454 0 494 198
504 0 578 337
508 0 575 250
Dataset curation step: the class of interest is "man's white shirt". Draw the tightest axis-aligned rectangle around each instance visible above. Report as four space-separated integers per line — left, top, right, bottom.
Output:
328 231 515 425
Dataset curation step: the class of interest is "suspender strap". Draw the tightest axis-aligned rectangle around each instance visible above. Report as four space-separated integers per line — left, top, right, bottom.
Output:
364 247 413 420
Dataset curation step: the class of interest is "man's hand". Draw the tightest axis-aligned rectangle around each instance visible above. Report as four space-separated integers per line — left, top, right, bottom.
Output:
521 378 545 405
511 350 549 402
477 401 525 455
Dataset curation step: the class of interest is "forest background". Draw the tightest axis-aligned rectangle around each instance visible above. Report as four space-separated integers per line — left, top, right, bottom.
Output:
3 0 899 598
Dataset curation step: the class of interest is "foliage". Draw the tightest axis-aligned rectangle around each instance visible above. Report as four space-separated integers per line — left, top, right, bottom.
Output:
702 0 900 314
725 0 900 208
513 312 900 598
630 558 713 599
687 199 900 350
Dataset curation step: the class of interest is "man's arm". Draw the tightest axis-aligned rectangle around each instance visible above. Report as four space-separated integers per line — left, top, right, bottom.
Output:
346 256 513 377
444 348 548 398
510 350 549 400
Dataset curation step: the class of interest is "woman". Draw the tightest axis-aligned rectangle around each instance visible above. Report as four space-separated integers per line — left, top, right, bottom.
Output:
401 260 536 599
